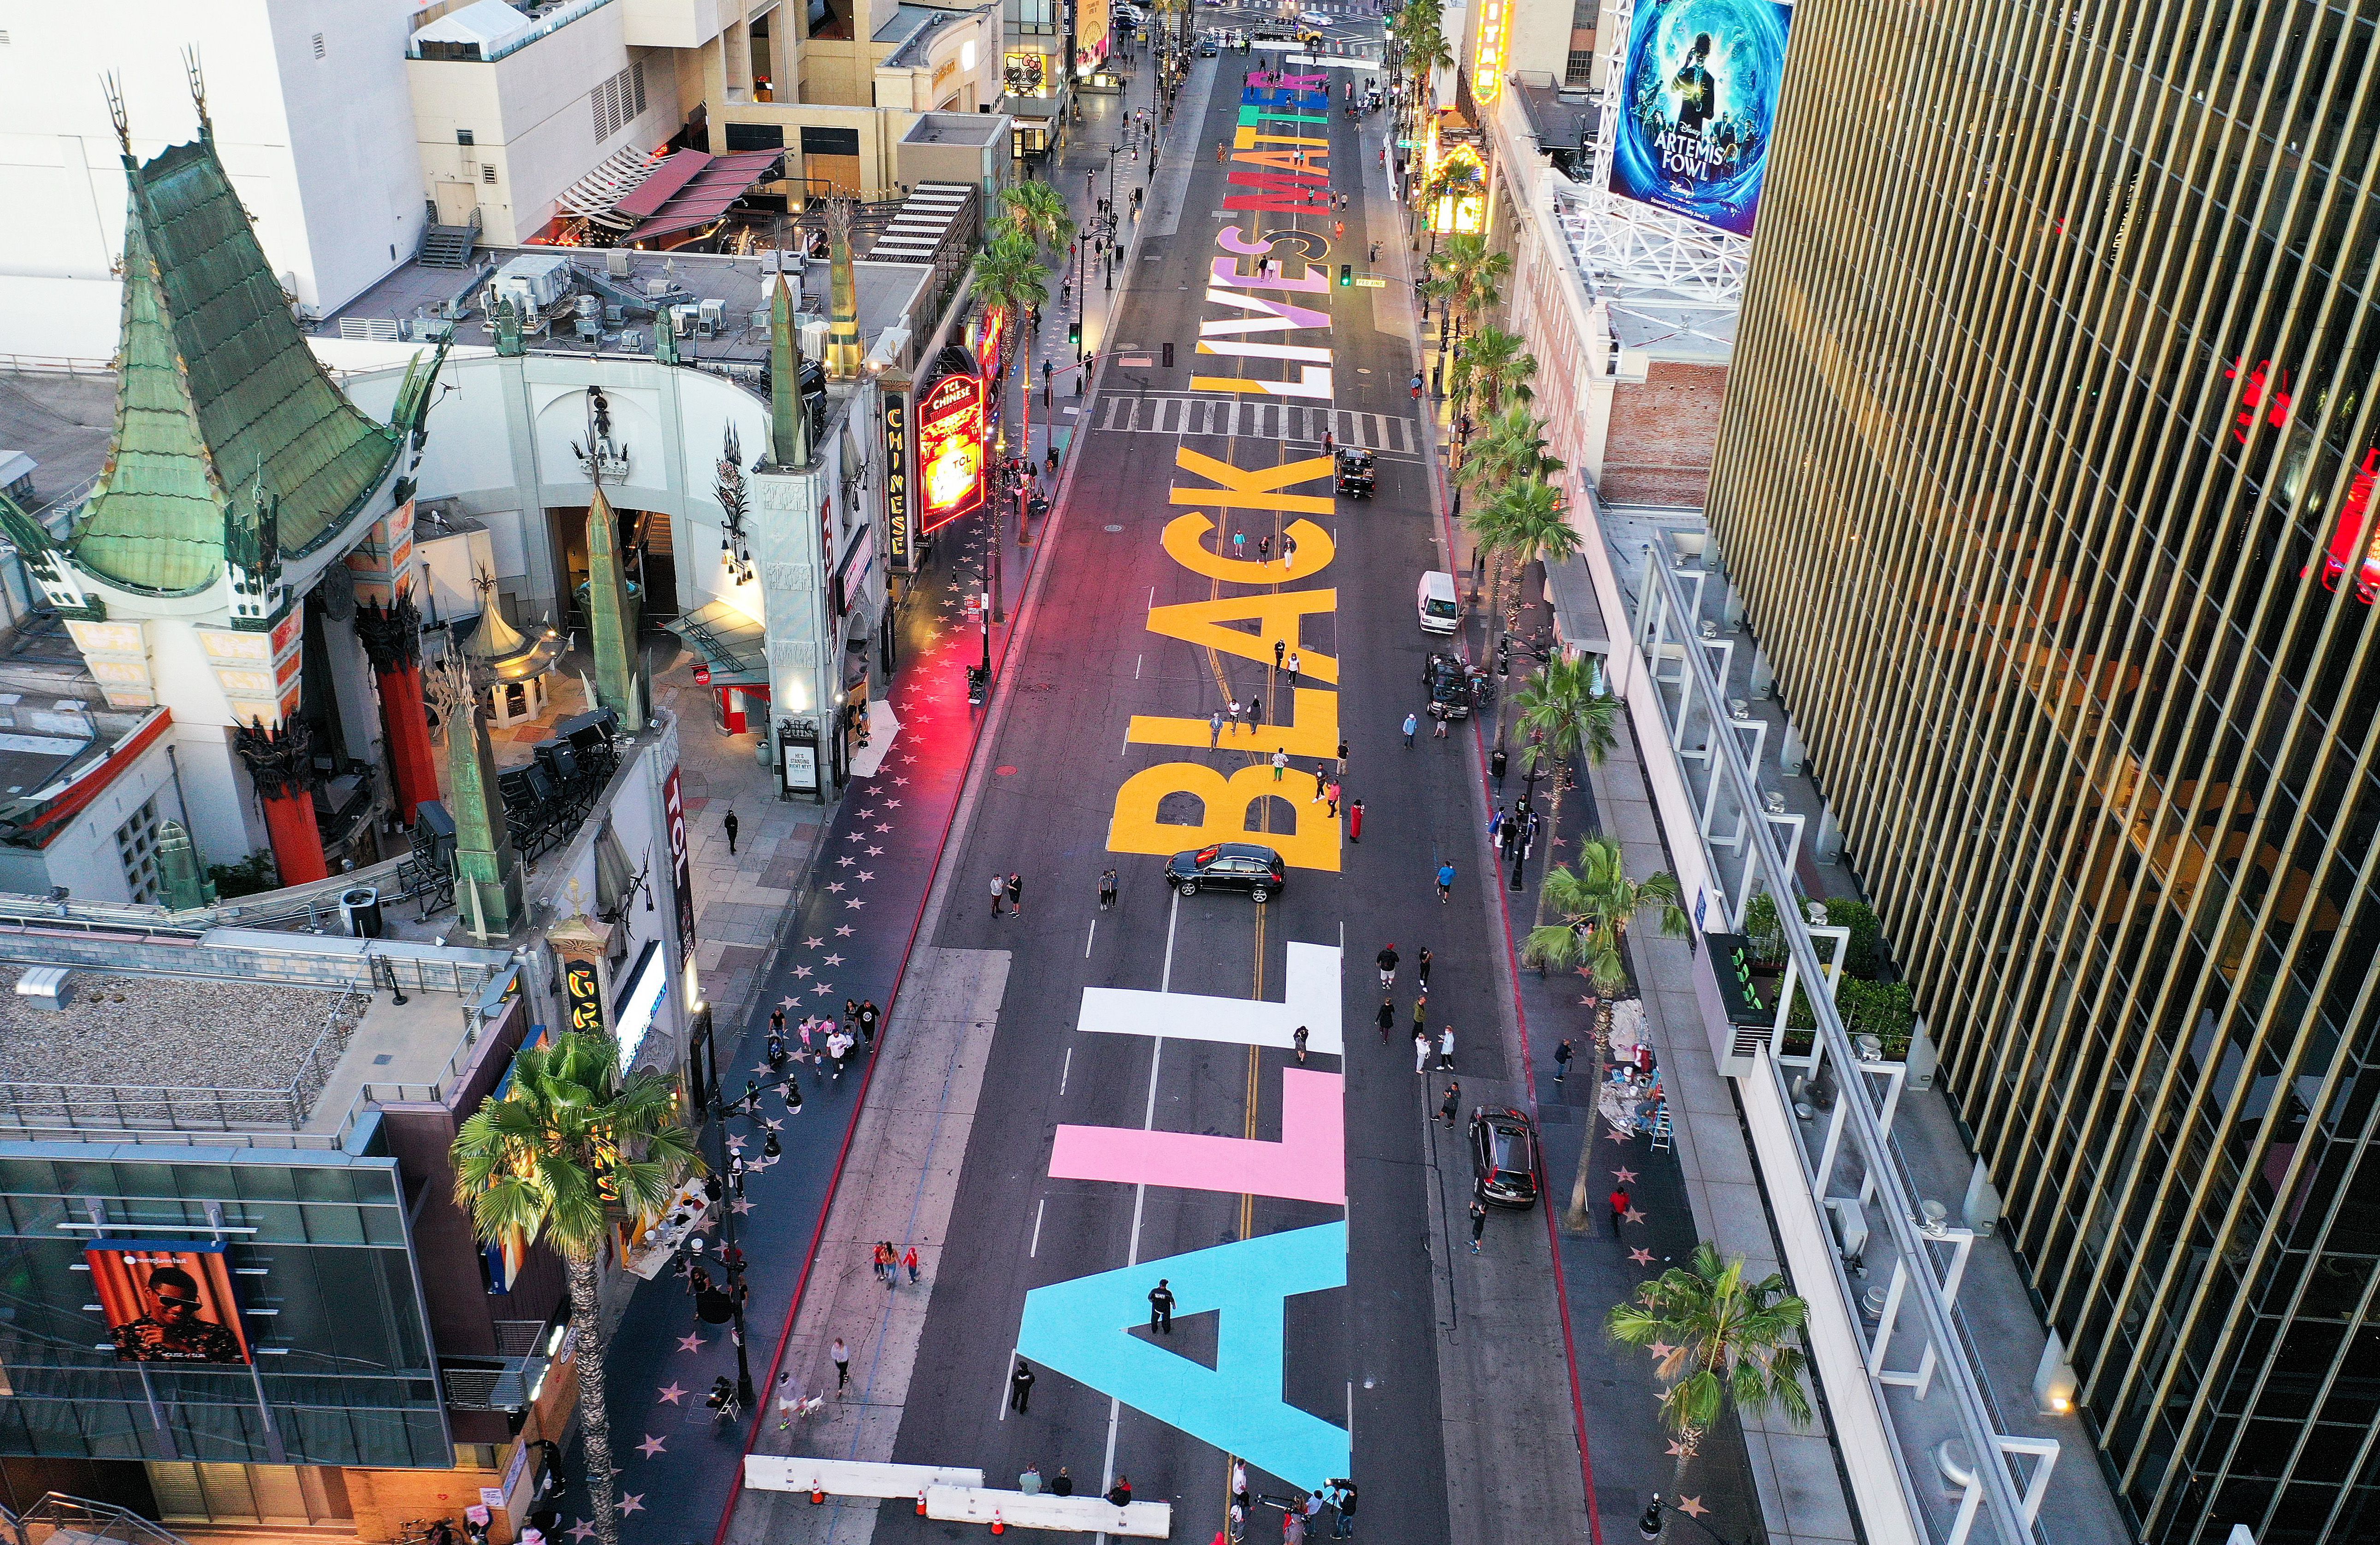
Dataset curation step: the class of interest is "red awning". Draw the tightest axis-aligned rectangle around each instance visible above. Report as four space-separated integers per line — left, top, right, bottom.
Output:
618 148 784 242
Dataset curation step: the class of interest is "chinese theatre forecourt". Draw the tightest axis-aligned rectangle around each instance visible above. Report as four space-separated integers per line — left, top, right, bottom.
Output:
1608 0 1794 238
1012 70 1353 1491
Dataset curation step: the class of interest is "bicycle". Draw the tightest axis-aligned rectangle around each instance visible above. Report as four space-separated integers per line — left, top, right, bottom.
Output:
398 1520 457 1545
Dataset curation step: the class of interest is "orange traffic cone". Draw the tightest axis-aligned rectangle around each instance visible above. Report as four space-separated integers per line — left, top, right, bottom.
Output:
809 1483 824 1505
916 1492 928 1516
990 1510 1006 1535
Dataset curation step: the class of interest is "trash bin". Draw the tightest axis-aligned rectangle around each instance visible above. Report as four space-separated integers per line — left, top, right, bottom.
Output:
341 886 385 939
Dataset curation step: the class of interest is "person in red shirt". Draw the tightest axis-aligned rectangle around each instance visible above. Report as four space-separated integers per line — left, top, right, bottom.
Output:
1609 1187 1631 1234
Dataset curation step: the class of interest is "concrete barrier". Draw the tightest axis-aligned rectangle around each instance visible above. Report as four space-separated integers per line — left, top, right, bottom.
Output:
743 1455 983 1499
924 1485 1171 1537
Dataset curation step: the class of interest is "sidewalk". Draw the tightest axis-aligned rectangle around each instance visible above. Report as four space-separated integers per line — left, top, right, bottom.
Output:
538 54 1181 1545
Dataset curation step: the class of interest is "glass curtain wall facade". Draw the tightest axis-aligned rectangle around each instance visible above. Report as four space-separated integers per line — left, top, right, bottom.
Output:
1701 2 2380 1542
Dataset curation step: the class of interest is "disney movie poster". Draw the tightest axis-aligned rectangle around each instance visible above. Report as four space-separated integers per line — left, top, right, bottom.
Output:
1608 0 1794 239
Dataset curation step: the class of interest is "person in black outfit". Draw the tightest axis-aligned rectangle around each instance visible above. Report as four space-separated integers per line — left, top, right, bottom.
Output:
1416 947 1433 989
858 999 881 1046
1107 1477 1133 1507
1010 1359 1036 1411
1051 1468 1074 1497
1149 1278 1176 1333
1377 999 1395 1042
1554 1038 1574 1084
1376 944 1399 989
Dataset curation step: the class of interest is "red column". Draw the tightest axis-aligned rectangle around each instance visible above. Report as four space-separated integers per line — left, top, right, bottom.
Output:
356 591 438 826
377 660 441 825
232 719 328 888
258 789 329 885
718 686 747 735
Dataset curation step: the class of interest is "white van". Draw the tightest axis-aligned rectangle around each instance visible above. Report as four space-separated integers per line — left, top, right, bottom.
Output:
1418 571 1460 633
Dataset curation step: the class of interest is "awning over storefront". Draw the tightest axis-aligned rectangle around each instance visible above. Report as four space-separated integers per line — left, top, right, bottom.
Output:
663 600 771 686
617 148 786 245
1545 552 1611 657
555 145 670 231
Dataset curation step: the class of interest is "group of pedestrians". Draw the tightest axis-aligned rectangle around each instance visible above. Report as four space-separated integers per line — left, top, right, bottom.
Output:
1226 1462 1360 1541
868 1239 921 1288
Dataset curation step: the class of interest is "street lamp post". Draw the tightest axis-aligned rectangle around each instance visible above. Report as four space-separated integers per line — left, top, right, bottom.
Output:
693 1004 757 1408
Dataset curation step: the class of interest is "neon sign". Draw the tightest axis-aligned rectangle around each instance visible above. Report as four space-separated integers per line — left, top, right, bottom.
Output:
1473 0 1511 106
917 371 988 532
884 394 912 569
2226 356 2291 445
2307 448 2380 603
972 305 1010 377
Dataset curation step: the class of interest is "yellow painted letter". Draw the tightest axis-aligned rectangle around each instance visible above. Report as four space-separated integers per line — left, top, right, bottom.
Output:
1146 592 1338 683
1110 764 1342 872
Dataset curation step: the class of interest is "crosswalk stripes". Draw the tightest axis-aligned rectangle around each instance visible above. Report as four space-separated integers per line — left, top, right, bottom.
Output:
1092 395 1419 458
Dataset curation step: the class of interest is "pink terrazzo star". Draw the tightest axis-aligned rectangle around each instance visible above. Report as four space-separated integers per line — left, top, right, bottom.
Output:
676 1333 705 1352
636 1435 666 1458
656 1382 687 1404
1630 1248 1655 1264
1612 1167 1638 1183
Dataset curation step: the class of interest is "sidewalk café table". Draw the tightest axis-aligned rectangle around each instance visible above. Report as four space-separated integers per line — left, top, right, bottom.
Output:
623 1179 711 1279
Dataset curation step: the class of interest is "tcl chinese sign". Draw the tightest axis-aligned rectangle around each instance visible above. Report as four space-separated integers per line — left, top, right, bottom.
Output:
564 960 604 1035
884 394 913 570
918 371 987 532
663 766 695 955
971 306 1009 377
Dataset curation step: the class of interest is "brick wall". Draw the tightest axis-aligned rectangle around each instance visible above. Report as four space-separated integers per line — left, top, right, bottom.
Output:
1599 362 1729 507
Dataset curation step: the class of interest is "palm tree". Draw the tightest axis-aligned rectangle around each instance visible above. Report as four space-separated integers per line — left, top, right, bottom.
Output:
1450 323 1535 417
1509 654 1617 889
451 1032 701 1545
1456 405 1563 498
998 180 1076 254
1610 1242 1812 1527
1429 232 1510 330
971 232 1051 509
1466 477 1580 696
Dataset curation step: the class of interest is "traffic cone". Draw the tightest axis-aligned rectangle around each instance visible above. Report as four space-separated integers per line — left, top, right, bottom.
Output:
809 1482 825 1505
916 1492 928 1515
989 1510 1006 1534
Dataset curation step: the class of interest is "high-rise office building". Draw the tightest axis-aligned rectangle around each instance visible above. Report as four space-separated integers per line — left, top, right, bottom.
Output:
1701 5 2380 1542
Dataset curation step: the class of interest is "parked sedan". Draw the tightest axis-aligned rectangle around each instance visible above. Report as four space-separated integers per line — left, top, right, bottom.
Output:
1165 843 1288 902
1471 1106 1540 1208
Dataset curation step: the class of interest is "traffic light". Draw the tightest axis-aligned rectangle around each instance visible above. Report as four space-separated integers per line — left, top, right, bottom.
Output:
1339 263 1352 286
1069 317 1083 348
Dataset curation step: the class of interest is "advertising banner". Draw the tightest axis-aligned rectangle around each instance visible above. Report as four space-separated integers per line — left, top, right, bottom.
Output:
88 1240 252 1364
1077 0 1112 73
662 764 696 957
1608 0 1793 239
564 959 605 1035
918 371 988 532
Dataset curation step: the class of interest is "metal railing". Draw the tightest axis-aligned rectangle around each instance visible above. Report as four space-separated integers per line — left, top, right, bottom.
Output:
1633 543 2048 1545
8 1494 187 1545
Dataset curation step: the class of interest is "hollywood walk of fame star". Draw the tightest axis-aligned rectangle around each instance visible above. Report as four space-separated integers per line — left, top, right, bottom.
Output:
733 1197 755 1215
845 830 867 842
763 1116 784 1130
618 1496 645 1516
882 799 901 809
892 777 909 786
826 882 846 893
1676 1498 1708 1518
867 846 884 855
836 925 856 936
677 1333 705 1352
793 966 813 978
725 1134 747 1151
752 1063 772 1076
1666 1439 1692 1458
813 984 836 996
1648 1340 1677 1358
656 1382 687 1404
1630 1247 1656 1264
875 823 894 832
1607 1127 1634 1144
823 953 845 965
847 898 865 908
1578 996 1597 1006
857 871 875 882
804 937 824 948
1622 1206 1646 1224
780 995 798 1009
567 1521 595 1543
836 856 855 868
1613 1167 1639 1183
855 807 876 819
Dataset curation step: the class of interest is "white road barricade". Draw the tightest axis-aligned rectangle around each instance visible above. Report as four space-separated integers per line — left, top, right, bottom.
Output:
743 1456 983 1498
925 1485 1172 1537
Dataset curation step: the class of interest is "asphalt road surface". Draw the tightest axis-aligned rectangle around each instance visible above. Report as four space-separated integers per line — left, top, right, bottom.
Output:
870 42 1547 1545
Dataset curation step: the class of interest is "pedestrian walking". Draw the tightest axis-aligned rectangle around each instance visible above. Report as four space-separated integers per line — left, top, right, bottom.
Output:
1260 534 1273 562
1232 529 1249 560
1468 1197 1487 1255
1010 1359 1035 1411
833 1338 852 1393
1099 867 1119 909
1377 998 1395 1042
1286 650 1301 686
1439 1081 1462 1127
1228 697 1242 733
1326 780 1341 818
859 999 881 1046
1436 861 1456 902
1329 1480 1357 1538
1413 1027 1430 1073
1284 532 1299 569
1417 946 1433 988
1349 798 1365 841
1402 712 1418 747
1294 1024 1309 1064
723 808 740 855
1310 763 1328 800
991 872 1006 916
1210 710 1224 748
904 1245 920 1283
1609 1185 1630 1233
1249 693 1262 725
1272 747 1288 781
1433 706 1450 738
1335 738 1347 777
1006 872 1024 916
1488 803 1505 840
1555 1038 1574 1083
1438 1026 1455 1071
1233 1462 1250 1512
1377 943 1398 989
870 1242 891 1282
1148 1278 1176 1333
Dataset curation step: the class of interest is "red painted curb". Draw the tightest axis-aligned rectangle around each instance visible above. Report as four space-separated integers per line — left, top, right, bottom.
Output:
1427 411 1606 1545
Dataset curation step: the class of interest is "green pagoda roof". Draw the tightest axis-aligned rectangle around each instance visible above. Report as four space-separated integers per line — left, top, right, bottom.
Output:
70 130 403 596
